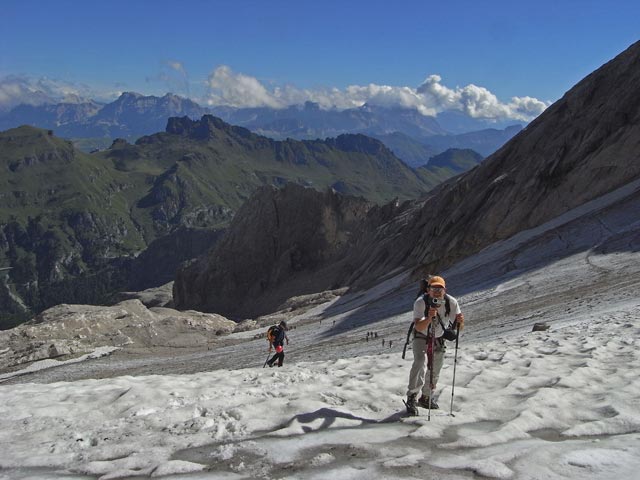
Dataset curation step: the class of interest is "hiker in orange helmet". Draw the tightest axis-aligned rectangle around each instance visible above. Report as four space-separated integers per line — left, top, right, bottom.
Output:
405 275 464 415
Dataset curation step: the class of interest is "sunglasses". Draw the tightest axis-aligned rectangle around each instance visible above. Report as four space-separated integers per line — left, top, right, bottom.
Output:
429 286 444 291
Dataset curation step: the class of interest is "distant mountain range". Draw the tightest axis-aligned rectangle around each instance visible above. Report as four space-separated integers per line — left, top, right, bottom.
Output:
0 92 208 140
0 93 522 164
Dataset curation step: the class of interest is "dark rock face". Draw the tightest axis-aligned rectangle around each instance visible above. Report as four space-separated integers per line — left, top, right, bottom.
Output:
165 115 254 141
346 40 640 284
127 227 225 291
174 184 372 318
326 134 390 156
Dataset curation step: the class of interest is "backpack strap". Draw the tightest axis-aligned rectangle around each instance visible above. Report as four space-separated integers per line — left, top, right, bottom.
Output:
404 293 452 359
401 322 414 359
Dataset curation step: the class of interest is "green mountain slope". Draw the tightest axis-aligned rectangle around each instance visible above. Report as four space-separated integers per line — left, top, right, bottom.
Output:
415 148 484 187
0 117 442 325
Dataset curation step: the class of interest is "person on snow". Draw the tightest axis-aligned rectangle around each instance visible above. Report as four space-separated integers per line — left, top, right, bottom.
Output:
267 320 290 367
405 275 464 414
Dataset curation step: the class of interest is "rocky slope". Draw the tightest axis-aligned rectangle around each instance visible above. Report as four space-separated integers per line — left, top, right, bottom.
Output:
174 40 640 317
0 300 237 371
174 183 373 318
353 39 640 283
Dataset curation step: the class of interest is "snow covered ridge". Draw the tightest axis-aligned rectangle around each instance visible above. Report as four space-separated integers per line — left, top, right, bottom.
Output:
1 310 638 479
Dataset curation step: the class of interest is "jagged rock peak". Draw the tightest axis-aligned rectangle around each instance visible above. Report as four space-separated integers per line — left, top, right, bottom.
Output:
325 133 391 155
165 115 254 141
118 91 144 100
110 138 130 149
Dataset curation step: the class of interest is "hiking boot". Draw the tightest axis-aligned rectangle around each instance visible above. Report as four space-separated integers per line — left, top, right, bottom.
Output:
405 394 419 416
267 362 275 368
418 395 439 409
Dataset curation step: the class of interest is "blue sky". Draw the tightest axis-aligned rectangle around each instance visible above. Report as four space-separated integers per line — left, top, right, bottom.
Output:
1 0 638 119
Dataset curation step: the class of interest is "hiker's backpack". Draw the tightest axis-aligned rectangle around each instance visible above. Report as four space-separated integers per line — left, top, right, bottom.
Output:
401 293 453 359
266 325 280 344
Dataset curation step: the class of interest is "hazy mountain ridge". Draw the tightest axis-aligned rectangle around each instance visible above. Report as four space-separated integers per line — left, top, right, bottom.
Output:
0 92 207 140
0 93 522 162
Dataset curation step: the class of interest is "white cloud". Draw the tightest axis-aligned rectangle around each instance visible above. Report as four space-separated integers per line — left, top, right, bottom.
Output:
0 76 55 112
416 75 549 121
0 75 114 112
203 66 549 122
167 61 186 74
1 68 550 123
206 66 284 109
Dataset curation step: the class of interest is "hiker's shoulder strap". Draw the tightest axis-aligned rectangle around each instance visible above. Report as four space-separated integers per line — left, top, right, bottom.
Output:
444 294 451 316
421 293 429 317
402 321 415 359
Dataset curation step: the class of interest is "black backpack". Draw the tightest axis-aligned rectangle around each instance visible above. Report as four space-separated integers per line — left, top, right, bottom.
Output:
402 293 455 359
266 325 280 344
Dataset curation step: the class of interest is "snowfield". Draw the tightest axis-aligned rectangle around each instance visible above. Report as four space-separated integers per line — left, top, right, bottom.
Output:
1 248 639 479
1 181 640 479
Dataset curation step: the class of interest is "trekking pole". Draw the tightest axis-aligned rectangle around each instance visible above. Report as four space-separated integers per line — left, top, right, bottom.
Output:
428 322 435 421
263 351 271 368
449 324 460 417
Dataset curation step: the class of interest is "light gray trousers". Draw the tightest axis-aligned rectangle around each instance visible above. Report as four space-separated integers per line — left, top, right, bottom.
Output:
406 335 446 398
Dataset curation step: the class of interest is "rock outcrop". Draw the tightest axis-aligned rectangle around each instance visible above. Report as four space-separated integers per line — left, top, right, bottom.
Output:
112 282 175 308
0 300 236 371
174 183 372 318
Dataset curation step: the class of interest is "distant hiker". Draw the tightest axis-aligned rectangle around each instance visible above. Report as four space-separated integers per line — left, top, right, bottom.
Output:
266 321 290 367
405 276 464 415
389 340 393 349
382 339 385 347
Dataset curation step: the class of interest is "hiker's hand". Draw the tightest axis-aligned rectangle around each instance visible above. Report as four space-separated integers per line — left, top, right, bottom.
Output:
268 347 272 352
456 313 465 331
427 307 438 320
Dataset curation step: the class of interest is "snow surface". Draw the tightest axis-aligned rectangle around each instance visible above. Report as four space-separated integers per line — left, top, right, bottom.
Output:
2 179 640 479
1 248 640 479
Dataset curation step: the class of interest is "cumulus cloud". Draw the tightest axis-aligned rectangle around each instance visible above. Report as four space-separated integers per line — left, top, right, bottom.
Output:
0 76 55 112
416 74 549 121
203 66 549 122
1 67 549 123
206 66 284 109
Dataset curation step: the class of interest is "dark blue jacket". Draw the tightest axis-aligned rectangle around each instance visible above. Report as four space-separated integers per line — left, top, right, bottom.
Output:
272 326 286 348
